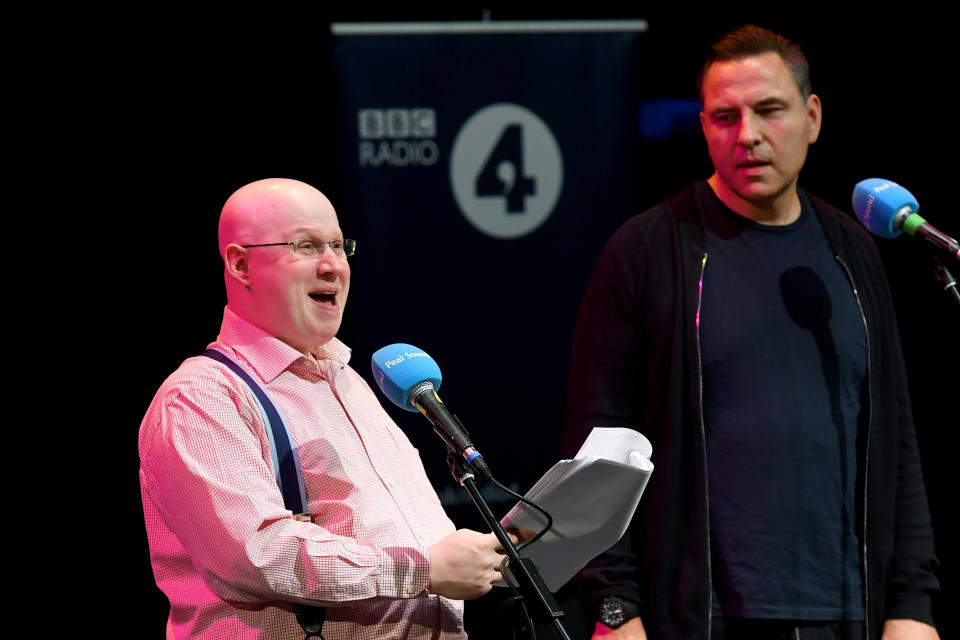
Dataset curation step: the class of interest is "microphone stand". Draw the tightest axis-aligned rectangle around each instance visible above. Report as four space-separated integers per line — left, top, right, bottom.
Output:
933 256 960 306
445 452 572 640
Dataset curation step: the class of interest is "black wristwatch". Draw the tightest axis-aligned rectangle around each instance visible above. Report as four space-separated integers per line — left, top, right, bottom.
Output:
598 596 640 629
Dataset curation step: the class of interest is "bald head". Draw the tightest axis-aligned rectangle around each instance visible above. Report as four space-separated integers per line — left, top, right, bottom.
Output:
218 178 350 354
219 178 336 258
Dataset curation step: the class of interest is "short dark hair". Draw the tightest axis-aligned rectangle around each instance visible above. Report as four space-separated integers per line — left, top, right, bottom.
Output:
697 25 811 102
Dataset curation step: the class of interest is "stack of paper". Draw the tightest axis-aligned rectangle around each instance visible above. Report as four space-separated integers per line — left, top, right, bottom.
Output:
497 427 654 591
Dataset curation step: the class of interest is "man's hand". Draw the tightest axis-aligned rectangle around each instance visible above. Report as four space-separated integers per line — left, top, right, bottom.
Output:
428 529 513 600
591 617 647 639
882 619 939 640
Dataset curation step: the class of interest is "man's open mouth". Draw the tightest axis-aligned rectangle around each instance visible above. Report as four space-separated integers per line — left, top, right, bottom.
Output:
309 292 336 305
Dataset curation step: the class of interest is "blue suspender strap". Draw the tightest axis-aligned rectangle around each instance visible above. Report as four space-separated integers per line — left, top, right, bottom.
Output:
202 348 327 638
202 348 309 516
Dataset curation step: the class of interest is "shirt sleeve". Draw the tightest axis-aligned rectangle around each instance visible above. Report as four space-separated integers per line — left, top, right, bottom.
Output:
885 333 940 625
560 220 651 610
138 371 432 607
864 245 940 625
561 221 651 459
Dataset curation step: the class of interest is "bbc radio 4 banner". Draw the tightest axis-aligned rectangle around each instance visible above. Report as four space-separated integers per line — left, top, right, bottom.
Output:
332 22 645 509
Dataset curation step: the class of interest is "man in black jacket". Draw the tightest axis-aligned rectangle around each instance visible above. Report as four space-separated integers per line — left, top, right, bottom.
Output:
562 25 940 640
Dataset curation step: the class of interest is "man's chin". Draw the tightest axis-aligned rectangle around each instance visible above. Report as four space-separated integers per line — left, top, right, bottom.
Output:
733 178 793 206
278 325 342 355
713 173 774 199
309 324 343 349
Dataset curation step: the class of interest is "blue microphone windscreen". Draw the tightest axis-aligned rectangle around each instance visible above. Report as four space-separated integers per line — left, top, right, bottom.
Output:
852 178 919 239
371 344 443 412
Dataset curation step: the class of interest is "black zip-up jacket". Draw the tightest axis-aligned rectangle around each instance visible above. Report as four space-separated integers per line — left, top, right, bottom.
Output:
562 183 939 640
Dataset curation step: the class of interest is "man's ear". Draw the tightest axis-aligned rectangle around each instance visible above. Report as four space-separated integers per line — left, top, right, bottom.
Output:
224 244 252 288
806 93 822 144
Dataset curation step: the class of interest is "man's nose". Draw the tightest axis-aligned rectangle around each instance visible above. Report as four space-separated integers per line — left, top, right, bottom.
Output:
738 113 762 147
315 245 342 272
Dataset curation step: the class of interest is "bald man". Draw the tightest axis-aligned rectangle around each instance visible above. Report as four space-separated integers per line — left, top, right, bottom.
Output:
139 178 505 639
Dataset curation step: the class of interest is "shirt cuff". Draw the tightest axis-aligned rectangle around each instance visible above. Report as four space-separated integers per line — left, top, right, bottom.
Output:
378 545 431 599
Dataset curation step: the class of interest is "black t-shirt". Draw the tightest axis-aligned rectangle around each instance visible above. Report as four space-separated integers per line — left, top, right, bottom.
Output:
698 183 866 621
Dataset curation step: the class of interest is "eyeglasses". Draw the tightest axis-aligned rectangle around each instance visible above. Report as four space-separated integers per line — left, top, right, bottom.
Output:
241 239 356 258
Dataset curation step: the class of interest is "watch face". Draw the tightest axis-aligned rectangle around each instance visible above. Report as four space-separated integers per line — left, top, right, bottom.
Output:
599 597 626 628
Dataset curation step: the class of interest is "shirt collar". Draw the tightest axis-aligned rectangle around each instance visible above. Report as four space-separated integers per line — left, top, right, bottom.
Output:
214 306 352 383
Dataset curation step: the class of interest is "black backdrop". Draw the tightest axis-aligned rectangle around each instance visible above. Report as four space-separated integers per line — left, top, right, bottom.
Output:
109 8 957 639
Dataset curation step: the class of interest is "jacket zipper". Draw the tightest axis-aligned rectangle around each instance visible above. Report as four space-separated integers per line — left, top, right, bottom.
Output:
695 252 712 640
835 254 872 640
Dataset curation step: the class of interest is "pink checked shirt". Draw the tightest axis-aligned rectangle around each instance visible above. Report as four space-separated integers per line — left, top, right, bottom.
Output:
139 308 464 639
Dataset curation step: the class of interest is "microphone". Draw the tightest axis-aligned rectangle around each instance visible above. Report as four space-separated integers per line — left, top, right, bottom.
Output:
852 178 959 262
371 344 491 479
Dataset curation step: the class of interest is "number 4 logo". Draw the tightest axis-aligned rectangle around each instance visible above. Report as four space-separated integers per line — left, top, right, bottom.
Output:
450 103 563 239
475 124 537 213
